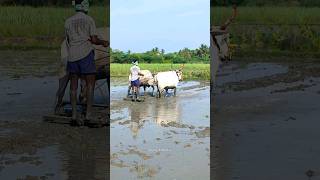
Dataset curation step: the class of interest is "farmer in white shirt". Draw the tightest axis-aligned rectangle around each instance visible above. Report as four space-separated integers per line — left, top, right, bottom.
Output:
130 60 144 101
65 0 109 125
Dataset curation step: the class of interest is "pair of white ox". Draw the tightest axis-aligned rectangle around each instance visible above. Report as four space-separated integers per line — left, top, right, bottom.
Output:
127 69 183 98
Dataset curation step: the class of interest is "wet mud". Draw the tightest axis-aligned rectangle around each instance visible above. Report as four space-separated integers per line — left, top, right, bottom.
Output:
0 51 108 180
212 62 320 180
110 79 210 179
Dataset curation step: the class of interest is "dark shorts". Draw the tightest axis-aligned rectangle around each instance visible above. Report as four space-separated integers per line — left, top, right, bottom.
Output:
131 79 140 87
67 51 96 75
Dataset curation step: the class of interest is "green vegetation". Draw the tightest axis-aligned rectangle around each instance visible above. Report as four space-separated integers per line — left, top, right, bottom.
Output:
0 6 108 49
0 0 105 6
212 7 320 58
211 0 320 7
111 45 210 64
111 63 210 80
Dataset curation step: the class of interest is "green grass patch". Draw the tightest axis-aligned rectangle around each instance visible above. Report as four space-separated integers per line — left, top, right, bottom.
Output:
212 7 320 58
111 63 210 80
0 6 108 49
211 6 320 25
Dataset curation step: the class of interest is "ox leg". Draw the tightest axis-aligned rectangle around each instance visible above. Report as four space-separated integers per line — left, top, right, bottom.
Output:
152 86 154 97
165 88 168 97
157 86 161 98
174 87 177 96
137 88 139 101
143 86 146 96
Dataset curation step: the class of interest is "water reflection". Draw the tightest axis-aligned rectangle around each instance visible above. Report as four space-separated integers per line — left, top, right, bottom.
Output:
58 127 108 180
154 97 180 125
126 97 181 138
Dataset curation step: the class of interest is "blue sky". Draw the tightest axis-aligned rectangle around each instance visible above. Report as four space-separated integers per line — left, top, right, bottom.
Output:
110 0 209 53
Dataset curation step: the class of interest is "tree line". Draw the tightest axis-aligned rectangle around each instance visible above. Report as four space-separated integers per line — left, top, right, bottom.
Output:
211 0 320 7
0 0 105 6
111 44 210 64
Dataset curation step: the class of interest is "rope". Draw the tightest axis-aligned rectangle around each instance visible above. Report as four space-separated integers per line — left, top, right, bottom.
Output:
94 48 108 53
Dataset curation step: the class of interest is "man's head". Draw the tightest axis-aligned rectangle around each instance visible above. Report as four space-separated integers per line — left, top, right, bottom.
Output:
132 60 138 66
74 0 89 13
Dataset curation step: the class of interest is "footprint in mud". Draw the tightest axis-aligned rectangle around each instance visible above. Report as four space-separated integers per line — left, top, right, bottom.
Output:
118 149 152 161
110 153 130 168
119 120 130 125
284 116 297 121
129 163 160 179
194 127 210 138
16 175 49 180
184 144 192 148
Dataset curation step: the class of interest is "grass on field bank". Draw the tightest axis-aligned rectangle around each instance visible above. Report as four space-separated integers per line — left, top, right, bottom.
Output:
111 63 210 80
0 6 108 49
211 6 320 25
212 7 320 58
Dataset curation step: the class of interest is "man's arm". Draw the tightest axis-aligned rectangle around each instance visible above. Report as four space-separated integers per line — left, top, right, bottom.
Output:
89 36 109 47
88 18 109 47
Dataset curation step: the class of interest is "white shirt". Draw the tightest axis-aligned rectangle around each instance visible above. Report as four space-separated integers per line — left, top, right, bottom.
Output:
130 65 140 81
65 12 97 62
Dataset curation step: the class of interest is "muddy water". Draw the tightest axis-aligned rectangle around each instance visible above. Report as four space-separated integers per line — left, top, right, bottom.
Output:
213 62 320 180
0 75 108 179
110 79 210 179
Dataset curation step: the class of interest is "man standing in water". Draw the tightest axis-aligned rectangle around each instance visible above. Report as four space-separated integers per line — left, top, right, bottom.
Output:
130 60 144 101
65 0 109 125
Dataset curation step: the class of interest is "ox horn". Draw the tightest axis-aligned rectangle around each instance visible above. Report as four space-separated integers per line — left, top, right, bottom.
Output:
220 5 237 30
179 64 185 71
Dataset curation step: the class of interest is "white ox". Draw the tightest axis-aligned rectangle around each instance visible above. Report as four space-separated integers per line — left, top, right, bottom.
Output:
210 27 230 93
211 6 237 93
154 70 183 98
128 70 155 96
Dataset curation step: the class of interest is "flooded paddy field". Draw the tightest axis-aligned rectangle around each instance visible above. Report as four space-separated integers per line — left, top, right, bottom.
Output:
110 79 210 179
213 62 320 180
0 50 108 180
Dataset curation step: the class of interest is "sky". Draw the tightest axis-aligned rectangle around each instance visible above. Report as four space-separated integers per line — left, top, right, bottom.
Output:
110 0 210 53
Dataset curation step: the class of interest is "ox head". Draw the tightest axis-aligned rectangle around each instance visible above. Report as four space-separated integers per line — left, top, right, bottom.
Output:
211 27 231 62
210 6 236 62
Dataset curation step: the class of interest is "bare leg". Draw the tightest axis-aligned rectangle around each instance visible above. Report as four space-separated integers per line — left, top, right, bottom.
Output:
54 74 69 114
79 77 87 104
133 86 137 101
85 74 95 120
70 74 79 121
136 86 140 100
